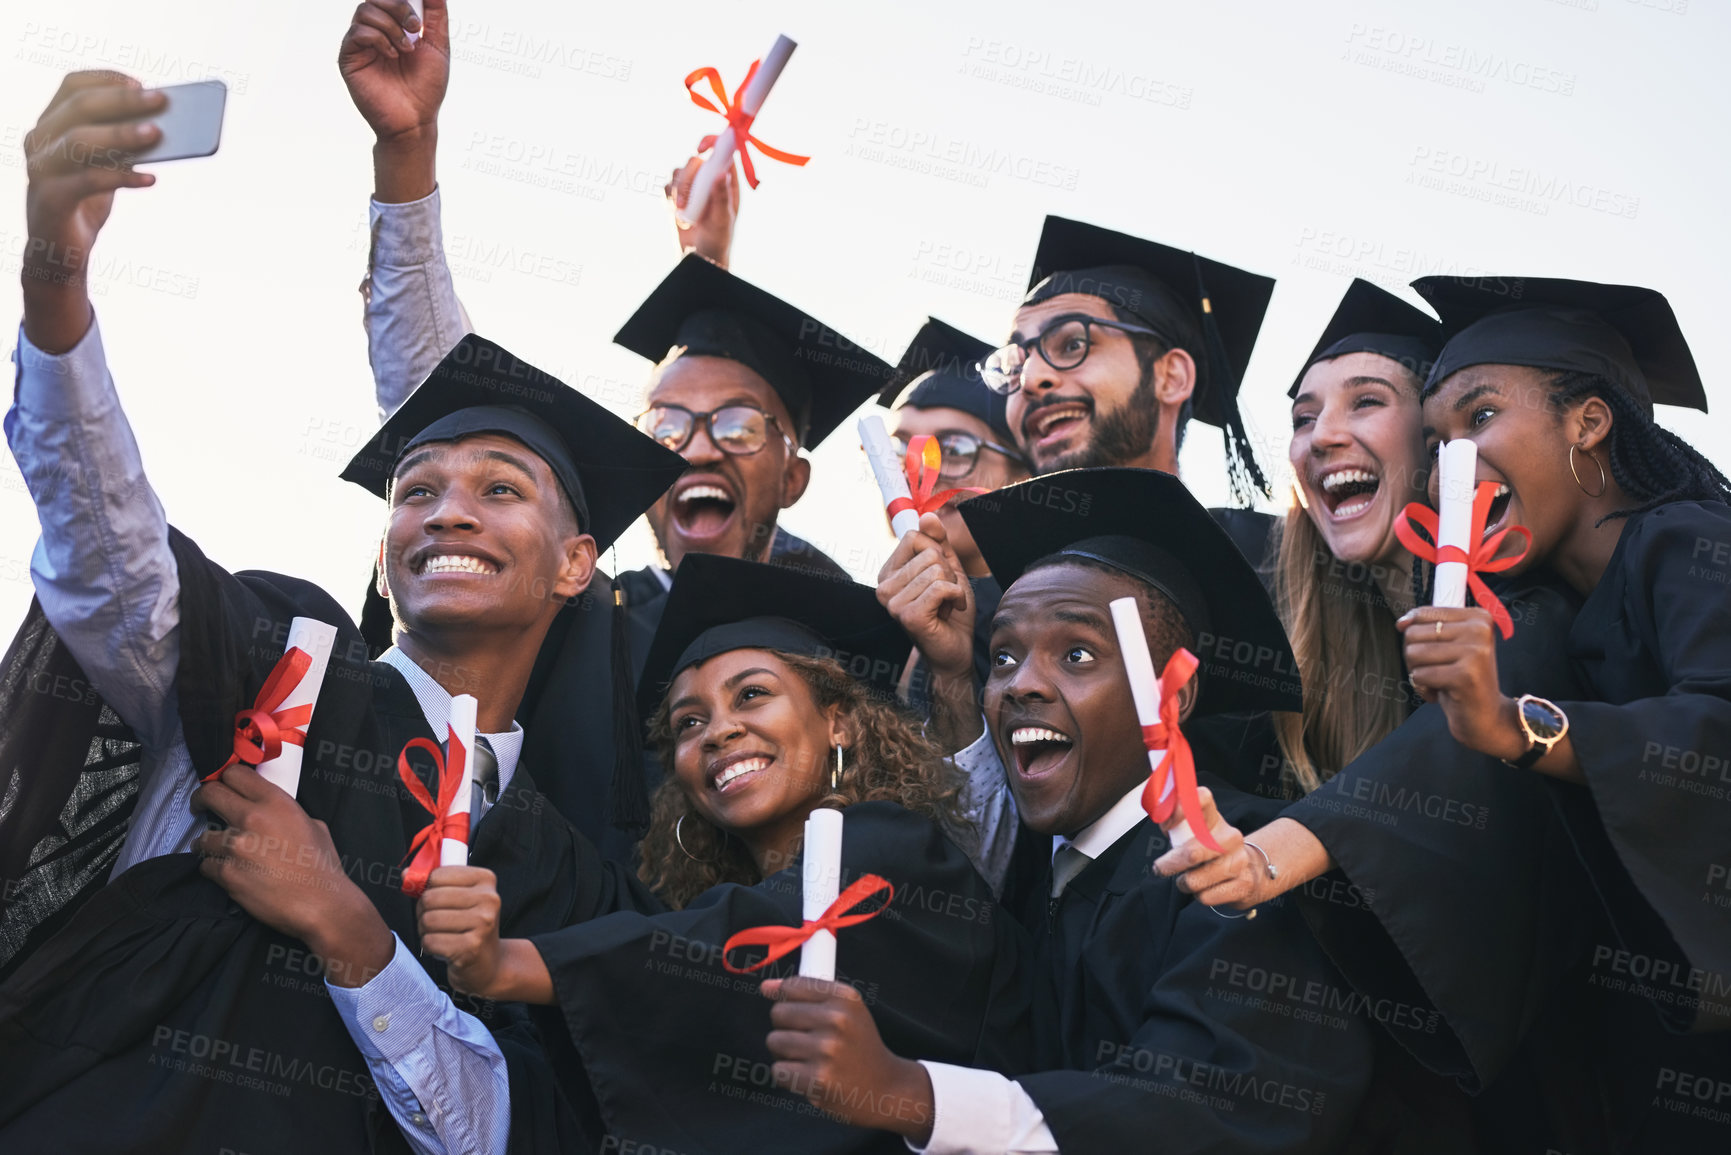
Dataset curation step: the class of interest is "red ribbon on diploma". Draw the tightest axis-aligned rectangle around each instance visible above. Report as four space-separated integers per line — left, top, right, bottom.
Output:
1394 480 1532 639
885 435 987 523
1137 648 1219 852
721 874 896 974
201 647 314 783
683 59 810 190
396 729 471 898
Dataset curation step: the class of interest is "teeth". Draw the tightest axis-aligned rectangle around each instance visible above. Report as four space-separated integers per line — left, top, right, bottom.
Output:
1011 727 1072 746
1332 499 1373 519
1321 468 1378 493
423 554 498 575
1495 484 1510 497
1034 407 1085 438
714 756 769 788
679 485 732 505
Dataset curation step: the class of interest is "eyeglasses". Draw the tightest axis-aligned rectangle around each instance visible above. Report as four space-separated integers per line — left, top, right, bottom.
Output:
888 431 1026 479
633 404 794 457
978 313 1163 395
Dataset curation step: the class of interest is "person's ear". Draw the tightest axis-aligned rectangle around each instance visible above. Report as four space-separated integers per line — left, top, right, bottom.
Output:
375 538 391 600
1572 395 1615 456
824 704 855 753
781 449 812 509
1152 347 1197 408
1174 667 1201 724
554 534 599 601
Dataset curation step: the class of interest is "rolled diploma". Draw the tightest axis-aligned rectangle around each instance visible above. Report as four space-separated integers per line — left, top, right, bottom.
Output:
798 807 844 980
677 34 798 225
859 415 921 538
1110 596 1173 812
439 694 478 868
1432 439 1479 609
255 618 338 797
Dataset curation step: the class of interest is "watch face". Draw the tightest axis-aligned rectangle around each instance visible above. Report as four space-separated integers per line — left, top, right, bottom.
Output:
1520 698 1567 742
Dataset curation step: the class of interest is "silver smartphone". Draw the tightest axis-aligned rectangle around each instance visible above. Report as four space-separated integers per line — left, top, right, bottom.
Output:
129 79 226 163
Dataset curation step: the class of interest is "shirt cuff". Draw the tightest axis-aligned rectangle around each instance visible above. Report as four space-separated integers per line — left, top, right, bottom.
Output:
909 1061 1022 1154
369 187 445 268
327 935 450 1067
11 317 113 422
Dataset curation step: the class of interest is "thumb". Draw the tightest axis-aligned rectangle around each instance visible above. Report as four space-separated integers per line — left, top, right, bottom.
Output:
421 0 452 51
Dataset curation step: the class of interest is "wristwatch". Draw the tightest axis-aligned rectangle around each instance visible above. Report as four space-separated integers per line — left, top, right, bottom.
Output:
1503 694 1569 769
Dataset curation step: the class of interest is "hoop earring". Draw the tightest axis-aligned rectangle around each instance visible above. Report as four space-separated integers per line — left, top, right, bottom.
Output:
1569 443 1607 498
831 744 844 792
675 813 717 863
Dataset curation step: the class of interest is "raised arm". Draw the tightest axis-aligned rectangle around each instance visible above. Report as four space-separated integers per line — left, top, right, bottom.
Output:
7 73 182 756
340 0 472 419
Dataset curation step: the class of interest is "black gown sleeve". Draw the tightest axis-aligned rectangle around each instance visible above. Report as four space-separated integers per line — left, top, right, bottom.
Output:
1018 890 1376 1155
529 802 1035 1155
1283 578 1596 1089
1560 501 1731 1024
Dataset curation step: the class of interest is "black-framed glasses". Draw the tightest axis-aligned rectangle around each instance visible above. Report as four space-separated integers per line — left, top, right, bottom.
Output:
978 313 1163 395
888 431 1026 479
633 404 794 457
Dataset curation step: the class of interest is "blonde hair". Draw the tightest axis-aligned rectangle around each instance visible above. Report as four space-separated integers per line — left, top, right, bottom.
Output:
636 650 963 908
1270 501 1413 794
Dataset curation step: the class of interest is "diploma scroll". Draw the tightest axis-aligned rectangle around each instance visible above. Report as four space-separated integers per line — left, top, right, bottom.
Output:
255 617 338 797
799 807 844 980
1432 439 1479 609
859 415 922 538
1110 597 1169 797
678 34 798 225
439 694 478 868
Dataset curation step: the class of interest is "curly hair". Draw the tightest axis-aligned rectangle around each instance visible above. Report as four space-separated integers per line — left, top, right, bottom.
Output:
1546 371 1731 520
635 650 965 909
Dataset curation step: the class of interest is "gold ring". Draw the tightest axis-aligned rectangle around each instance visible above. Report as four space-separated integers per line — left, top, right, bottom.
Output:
1434 620 1444 640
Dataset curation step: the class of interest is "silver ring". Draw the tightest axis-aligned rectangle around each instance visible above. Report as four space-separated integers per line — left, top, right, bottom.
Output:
1435 620 1444 640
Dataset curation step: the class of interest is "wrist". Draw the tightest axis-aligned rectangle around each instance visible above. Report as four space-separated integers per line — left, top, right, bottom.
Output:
1491 695 1530 762
372 126 438 204
20 278 93 355
311 887 395 988
884 1057 935 1143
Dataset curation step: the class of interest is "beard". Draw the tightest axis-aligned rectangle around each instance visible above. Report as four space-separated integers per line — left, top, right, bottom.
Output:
1037 371 1161 474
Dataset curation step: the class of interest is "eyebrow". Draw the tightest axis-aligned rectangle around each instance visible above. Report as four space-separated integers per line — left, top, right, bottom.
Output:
394 446 541 484
1451 383 1501 412
1051 607 1110 629
725 667 778 689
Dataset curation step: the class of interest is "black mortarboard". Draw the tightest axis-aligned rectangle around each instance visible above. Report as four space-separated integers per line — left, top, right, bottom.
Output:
1024 216 1277 502
341 333 688 549
636 553 911 720
1413 276 1707 414
342 334 688 834
614 254 896 447
877 317 1017 446
1288 279 1442 399
959 467 1300 716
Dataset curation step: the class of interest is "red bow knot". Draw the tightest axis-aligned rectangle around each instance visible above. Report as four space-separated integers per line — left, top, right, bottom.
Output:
201 647 314 783
885 434 988 523
1137 648 1219 852
1394 480 1532 639
397 730 471 898
683 59 810 190
721 873 895 974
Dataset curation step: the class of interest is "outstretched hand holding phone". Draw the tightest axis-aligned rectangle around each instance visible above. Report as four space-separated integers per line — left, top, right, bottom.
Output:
21 71 163 354
339 0 450 203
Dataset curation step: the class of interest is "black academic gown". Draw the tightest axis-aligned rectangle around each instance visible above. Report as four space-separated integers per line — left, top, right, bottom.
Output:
530 802 1036 1155
1011 778 1378 1154
0 530 622 1153
1544 500 1731 1152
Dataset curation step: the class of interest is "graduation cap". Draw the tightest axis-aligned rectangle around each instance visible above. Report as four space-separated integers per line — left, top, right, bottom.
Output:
1288 279 1442 399
959 467 1300 716
614 254 896 447
342 333 689 834
1024 215 1277 502
637 553 911 721
341 333 689 549
877 317 1016 446
1412 276 1707 414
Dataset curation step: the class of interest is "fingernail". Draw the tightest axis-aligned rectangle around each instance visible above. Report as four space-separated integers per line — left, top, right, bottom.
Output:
407 14 422 29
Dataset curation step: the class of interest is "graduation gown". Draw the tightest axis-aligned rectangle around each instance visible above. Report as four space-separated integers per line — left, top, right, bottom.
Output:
0 530 630 1153
1012 778 1378 1154
531 801 1036 1155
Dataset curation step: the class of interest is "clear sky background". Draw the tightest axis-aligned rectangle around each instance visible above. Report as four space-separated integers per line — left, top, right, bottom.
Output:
1 0 1724 633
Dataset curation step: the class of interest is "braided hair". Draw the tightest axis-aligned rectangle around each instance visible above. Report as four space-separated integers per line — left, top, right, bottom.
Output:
1547 371 1731 519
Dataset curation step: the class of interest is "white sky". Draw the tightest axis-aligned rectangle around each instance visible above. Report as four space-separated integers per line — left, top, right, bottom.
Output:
2 0 1725 633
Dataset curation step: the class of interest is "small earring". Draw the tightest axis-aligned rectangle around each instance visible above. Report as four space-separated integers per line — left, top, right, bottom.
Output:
831 744 844 792
1568 443 1607 498
675 813 716 863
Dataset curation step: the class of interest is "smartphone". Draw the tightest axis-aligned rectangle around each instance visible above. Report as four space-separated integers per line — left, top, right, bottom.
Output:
129 79 227 163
